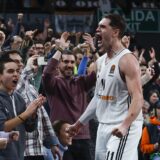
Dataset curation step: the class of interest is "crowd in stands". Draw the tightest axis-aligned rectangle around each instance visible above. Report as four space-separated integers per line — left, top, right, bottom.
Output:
0 12 160 160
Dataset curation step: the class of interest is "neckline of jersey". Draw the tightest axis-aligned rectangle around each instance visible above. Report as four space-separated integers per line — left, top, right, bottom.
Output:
105 48 126 65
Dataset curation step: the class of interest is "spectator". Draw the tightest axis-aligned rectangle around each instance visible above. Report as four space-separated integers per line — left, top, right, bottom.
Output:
0 54 45 160
42 32 96 160
0 31 5 52
10 35 23 50
3 13 24 51
44 120 72 160
142 100 151 126
140 100 160 160
147 89 160 113
4 50 61 160
29 41 45 91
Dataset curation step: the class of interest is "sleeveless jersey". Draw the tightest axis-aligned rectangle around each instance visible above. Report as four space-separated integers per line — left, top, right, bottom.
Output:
95 48 142 124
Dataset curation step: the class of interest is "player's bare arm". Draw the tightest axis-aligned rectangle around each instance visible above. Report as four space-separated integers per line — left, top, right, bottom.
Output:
112 53 143 138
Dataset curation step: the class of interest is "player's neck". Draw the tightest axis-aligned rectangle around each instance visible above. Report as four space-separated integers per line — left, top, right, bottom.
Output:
107 45 125 59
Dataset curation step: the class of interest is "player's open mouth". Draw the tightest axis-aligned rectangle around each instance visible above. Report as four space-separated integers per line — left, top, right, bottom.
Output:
96 34 102 48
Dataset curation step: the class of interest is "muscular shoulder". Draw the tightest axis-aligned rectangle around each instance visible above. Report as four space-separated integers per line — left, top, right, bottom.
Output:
119 53 140 75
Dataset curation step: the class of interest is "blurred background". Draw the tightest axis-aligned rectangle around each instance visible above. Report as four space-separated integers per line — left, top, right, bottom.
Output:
0 0 159 59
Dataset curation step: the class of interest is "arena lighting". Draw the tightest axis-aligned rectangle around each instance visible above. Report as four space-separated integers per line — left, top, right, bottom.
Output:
55 0 66 7
54 0 98 8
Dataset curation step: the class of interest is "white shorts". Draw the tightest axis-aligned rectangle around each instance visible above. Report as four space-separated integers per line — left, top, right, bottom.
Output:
95 121 143 160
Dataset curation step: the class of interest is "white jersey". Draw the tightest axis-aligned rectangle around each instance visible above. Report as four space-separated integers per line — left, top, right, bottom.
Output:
95 49 142 124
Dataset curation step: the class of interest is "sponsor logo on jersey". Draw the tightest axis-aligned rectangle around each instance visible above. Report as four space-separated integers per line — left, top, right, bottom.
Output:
108 64 116 76
97 95 116 101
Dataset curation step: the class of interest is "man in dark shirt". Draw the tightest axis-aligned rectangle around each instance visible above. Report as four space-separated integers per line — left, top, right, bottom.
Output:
42 32 96 160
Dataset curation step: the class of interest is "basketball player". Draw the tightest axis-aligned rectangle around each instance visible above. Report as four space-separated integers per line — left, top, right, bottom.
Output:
67 14 143 160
